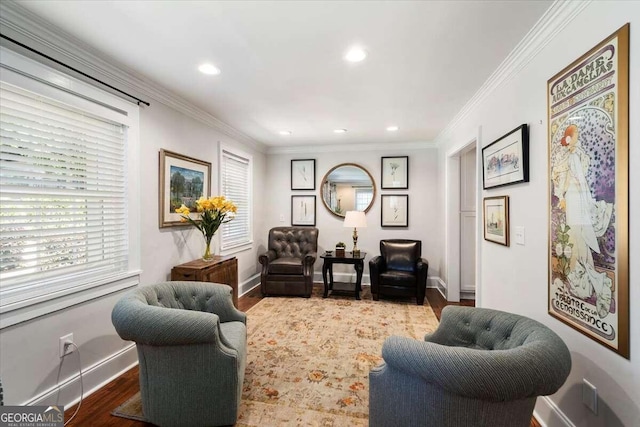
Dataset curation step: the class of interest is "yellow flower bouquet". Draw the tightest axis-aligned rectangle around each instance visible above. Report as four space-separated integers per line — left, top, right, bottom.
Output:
175 195 237 260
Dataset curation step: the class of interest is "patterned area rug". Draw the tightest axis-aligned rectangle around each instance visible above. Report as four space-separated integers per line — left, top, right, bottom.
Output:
112 286 439 426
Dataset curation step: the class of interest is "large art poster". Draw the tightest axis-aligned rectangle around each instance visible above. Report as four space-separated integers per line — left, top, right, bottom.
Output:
547 24 629 358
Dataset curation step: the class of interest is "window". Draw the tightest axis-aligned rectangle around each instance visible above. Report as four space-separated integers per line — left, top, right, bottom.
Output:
219 147 252 251
0 47 139 324
355 188 373 211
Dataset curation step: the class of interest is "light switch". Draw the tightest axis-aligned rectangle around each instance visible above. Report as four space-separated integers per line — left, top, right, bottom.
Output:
582 379 598 414
514 226 525 245
279 214 285 223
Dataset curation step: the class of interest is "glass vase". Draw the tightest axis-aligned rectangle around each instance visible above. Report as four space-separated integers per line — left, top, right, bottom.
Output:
203 238 214 261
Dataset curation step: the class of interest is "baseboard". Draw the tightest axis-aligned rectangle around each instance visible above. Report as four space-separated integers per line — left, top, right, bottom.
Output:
533 396 575 427
313 271 371 285
239 273 261 297
25 343 138 408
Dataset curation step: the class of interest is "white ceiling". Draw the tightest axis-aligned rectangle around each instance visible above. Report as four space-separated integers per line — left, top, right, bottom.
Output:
17 0 552 147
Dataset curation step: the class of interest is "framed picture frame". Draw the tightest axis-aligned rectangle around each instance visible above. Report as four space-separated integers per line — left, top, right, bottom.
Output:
381 156 409 189
291 195 316 226
291 159 316 190
159 149 211 228
381 194 408 227
482 124 529 189
547 24 629 358
483 196 509 246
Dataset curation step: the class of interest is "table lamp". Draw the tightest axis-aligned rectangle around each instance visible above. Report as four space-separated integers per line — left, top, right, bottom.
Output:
344 211 367 257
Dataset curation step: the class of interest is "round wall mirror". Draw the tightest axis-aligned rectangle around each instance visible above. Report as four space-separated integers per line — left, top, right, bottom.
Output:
321 163 376 218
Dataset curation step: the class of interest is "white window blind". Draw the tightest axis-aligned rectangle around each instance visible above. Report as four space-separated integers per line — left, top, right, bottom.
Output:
0 82 128 307
220 148 251 251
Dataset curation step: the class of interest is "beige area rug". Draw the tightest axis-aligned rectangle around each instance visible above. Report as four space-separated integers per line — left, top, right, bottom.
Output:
112 286 439 426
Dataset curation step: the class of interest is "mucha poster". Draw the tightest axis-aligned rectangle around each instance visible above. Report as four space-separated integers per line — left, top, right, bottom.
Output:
548 24 629 358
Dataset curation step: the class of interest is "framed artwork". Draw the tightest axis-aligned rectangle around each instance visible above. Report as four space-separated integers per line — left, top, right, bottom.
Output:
291 159 316 190
483 196 509 246
381 156 409 189
547 24 629 358
381 195 408 227
291 195 316 226
482 124 529 189
159 149 211 228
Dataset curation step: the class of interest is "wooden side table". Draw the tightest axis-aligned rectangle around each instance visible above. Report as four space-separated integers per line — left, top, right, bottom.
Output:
171 255 239 307
320 251 366 300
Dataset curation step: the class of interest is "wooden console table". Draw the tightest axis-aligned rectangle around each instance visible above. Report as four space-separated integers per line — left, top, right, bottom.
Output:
171 255 239 307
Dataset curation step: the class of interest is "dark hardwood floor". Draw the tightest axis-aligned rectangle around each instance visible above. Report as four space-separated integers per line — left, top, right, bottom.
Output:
64 285 540 427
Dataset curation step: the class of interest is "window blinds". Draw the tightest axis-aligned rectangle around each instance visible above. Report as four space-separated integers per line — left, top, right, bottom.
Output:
220 148 251 250
0 82 128 306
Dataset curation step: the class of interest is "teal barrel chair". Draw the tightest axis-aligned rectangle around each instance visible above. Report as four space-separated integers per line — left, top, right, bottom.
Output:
112 281 246 427
369 306 572 427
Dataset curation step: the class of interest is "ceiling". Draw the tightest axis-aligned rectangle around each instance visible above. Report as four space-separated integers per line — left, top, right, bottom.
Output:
16 0 552 148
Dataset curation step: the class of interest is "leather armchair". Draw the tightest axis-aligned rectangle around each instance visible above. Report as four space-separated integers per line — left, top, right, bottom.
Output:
259 227 318 297
369 239 428 305
112 281 246 427
369 306 572 427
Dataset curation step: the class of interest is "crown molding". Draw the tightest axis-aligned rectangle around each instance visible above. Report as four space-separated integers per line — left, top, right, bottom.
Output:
267 140 435 155
434 0 591 148
0 1 267 154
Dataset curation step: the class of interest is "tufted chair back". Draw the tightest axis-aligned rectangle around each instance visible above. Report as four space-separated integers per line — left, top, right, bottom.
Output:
268 227 318 258
369 306 572 427
259 227 318 298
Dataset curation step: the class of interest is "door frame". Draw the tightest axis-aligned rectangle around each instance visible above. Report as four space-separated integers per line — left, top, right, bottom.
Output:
444 127 483 304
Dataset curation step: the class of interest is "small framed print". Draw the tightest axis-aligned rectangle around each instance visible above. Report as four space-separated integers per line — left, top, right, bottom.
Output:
291 159 316 190
482 124 529 189
159 149 211 228
381 194 408 227
381 156 409 189
483 196 509 246
291 195 316 226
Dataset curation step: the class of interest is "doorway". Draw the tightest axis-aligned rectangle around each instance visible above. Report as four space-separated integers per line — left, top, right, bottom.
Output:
445 134 480 303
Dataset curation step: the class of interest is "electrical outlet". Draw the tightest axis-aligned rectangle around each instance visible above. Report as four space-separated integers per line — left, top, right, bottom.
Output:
59 333 74 358
582 379 598 414
279 214 285 223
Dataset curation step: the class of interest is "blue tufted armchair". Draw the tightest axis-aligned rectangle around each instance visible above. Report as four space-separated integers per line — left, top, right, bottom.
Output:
259 227 318 297
112 281 247 427
369 306 572 427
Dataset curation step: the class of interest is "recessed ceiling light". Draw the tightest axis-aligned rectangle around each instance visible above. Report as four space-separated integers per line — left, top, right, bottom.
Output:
333 129 347 134
344 47 367 63
198 63 221 75
279 130 292 136
386 126 399 132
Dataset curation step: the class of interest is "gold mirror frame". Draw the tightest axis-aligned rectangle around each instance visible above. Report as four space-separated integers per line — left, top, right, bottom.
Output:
320 163 376 218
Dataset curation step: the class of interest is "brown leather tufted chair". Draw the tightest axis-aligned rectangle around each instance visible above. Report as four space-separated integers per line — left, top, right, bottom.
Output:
369 239 428 305
259 227 319 297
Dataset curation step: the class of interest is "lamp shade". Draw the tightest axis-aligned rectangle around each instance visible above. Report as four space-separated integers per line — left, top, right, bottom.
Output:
344 211 367 228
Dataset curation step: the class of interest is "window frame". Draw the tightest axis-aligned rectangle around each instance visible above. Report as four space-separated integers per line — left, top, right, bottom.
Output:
0 47 141 329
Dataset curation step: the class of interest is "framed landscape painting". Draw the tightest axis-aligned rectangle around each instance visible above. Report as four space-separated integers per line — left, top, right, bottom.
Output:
547 24 629 358
483 196 509 246
482 124 529 189
159 149 211 228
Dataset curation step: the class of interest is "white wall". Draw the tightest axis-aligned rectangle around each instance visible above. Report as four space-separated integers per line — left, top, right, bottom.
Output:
0 87 267 407
265 146 441 283
437 2 640 426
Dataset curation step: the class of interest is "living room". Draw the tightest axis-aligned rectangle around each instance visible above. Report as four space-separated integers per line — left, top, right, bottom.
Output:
0 1 638 426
